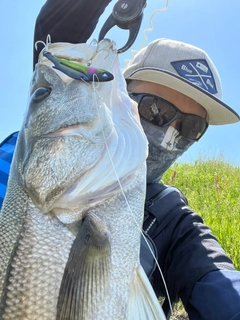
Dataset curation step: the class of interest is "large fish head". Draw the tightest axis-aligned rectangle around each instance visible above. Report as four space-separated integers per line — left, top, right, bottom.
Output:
13 39 148 221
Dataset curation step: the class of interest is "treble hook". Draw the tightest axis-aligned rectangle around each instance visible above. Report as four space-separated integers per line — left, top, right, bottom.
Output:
98 0 147 53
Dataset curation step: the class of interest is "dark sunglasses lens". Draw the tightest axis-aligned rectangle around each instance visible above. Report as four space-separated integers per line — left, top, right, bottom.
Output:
130 93 208 141
138 96 176 126
181 115 207 140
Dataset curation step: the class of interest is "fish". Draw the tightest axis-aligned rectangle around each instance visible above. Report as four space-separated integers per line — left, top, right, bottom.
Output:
0 39 166 320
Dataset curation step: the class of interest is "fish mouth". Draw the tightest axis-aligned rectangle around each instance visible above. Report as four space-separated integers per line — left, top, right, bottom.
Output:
44 124 84 138
41 122 105 146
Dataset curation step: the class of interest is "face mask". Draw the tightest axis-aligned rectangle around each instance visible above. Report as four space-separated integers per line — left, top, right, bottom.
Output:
141 119 194 183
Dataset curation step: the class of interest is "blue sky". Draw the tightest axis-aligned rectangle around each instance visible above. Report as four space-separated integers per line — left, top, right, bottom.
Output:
1 0 239 164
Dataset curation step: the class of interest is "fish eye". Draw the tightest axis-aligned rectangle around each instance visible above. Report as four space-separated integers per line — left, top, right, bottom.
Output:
31 87 51 103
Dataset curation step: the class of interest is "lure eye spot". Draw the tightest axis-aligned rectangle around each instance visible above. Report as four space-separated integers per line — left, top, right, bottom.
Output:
31 87 51 103
102 73 110 79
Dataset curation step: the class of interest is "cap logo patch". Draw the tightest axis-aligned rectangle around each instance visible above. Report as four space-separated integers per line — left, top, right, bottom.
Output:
171 59 217 94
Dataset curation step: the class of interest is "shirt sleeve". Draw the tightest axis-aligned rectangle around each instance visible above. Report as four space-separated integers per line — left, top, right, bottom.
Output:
0 132 18 209
186 270 240 320
33 0 112 67
147 189 235 306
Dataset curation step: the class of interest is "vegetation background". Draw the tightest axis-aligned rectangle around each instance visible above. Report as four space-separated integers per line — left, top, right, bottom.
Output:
161 155 240 319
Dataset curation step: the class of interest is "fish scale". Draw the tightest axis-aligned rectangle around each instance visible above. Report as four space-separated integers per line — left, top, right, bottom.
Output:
1 179 74 320
0 179 28 300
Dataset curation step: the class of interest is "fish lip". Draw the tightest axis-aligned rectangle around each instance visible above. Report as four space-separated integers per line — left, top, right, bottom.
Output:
42 124 83 137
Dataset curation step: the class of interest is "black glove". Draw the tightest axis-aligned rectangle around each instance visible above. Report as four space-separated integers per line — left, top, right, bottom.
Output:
33 0 112 68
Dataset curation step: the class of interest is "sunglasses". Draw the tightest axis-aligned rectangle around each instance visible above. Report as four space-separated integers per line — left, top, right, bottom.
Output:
129 92 208 141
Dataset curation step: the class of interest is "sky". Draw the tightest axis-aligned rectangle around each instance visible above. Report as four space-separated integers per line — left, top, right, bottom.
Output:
1 0 239 165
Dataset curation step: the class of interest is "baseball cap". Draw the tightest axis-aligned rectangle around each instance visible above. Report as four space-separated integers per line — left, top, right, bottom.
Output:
123 38 239 125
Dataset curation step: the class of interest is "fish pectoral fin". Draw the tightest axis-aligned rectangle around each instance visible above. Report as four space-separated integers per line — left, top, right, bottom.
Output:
57 214 111 320
128 265 167 320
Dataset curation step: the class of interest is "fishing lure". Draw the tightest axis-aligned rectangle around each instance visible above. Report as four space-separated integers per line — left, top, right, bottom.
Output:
43 51 114 82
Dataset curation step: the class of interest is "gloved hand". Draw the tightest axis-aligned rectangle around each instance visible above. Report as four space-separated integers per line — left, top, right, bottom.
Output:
33 0 112 68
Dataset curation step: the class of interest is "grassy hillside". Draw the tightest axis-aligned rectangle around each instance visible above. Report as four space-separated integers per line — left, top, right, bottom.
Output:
161 156 240 270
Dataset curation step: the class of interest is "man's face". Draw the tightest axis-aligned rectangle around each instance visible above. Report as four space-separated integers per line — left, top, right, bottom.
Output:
127 80 209 182
127 81 207 136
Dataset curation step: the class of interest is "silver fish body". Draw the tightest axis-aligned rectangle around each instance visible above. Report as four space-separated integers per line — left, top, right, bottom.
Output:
0 40 166 319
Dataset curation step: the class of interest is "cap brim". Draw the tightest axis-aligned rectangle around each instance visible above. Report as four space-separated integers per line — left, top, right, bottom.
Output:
127 68 240 125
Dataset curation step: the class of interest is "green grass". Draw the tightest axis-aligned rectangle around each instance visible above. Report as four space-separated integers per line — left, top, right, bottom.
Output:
161 155 240 270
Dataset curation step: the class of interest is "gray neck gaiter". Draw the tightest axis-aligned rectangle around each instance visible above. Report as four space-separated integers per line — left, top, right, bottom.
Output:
141 119 194 183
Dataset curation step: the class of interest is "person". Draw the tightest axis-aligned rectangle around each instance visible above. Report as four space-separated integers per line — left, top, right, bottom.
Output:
1 1 240 319
124 38 240 320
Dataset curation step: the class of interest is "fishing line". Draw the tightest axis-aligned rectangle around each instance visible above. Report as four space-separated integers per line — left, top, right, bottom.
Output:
92 78 173 316
122 0 173 313
123 0 169 68
140 0 169 50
